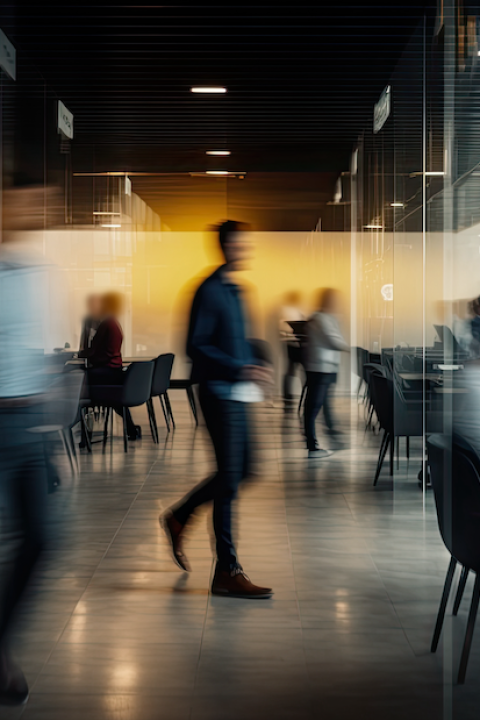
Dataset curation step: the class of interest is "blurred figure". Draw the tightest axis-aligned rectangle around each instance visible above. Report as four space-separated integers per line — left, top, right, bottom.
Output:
304 288 349 458
79 292 140 440
279 291 305 409
0 203 49 705
161 221 273 598
79 293 102 351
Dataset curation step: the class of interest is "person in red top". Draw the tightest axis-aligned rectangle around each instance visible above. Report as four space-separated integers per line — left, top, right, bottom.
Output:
79 292 139 440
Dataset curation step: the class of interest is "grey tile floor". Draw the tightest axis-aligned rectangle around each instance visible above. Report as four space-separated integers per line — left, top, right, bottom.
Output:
2 395 480 719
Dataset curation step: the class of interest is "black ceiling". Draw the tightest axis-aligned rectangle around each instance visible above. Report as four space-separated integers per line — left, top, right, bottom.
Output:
2 1 434 174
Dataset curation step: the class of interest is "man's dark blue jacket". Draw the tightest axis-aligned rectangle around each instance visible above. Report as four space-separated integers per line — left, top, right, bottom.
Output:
187 266 254 386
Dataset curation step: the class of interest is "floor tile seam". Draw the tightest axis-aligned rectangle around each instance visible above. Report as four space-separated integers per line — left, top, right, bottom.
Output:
27 455 159 696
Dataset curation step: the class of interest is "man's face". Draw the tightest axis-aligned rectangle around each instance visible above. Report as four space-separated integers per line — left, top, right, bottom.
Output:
223 232 254 271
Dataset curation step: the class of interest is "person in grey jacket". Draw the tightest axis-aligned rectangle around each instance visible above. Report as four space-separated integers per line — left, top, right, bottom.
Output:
304 288 349 457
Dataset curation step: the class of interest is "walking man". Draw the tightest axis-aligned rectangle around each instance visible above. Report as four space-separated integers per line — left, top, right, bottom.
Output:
161 221 273 598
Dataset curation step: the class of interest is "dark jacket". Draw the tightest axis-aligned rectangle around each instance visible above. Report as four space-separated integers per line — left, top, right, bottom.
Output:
187 266 254 385
78 317 123 369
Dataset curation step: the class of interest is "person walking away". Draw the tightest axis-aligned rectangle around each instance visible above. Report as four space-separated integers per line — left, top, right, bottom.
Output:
161 220 273 598
279 291 304 411
304 288 349 459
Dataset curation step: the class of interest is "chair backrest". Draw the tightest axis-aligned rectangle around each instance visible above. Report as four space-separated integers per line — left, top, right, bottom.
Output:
369 373 393 433
151 353 175 396
428 435 480 572
122 361 154 407
47 370 86 429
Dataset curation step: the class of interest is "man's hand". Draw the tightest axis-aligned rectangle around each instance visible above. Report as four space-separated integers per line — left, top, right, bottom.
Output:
239 364 273 385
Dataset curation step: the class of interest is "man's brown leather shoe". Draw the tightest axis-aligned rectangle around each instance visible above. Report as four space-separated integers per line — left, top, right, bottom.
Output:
211 565 273 599
160 511 191 572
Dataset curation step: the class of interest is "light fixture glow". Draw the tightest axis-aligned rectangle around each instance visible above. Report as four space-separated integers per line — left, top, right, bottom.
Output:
101 224 121 228
93 211 121 216
425 171 445 176
206 170 229 175
381 284 394 301
390 202 404 208
206 150 231 156
190 87 227 94
364 224 383 230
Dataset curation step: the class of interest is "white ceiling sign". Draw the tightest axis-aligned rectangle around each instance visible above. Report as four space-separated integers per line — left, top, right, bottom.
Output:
0 28 16 81
58 100 74 139
373 85 391 134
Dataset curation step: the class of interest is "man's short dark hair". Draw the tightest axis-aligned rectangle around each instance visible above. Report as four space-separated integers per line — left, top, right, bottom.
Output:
218 220 243 249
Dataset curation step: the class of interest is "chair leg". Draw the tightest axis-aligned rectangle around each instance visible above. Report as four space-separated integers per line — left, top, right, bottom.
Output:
373 432 390 486
150 399 159 442
431 556 457 653
186 386 198 426
458 573 480 684
164 390 176 429
122 407 129 453
81 408 92 453
390 435 394 476
159 395 170 432
406 436 410 460
69 427 80 474
147 399 158 443
60 429 76 476
453 567 469 617
102 406 110 452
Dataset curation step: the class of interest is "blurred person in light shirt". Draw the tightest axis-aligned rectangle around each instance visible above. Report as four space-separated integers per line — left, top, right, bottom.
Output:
0 185 52 705
304 288 349 459
279 290 305 409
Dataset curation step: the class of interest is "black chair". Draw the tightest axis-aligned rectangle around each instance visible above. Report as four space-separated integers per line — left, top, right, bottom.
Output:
29 370 86 475
90 361 154 453
427 434 480 684
147 353 175 441
363 362 388 429
169 378 198 425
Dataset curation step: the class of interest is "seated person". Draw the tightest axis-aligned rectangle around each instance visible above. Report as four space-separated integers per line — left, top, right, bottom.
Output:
79 292 140 441
79 293 102 351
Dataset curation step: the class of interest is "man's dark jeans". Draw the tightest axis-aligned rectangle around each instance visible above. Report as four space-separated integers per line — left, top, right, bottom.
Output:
173 384 249 569
0 409 47 649
304 371 336 450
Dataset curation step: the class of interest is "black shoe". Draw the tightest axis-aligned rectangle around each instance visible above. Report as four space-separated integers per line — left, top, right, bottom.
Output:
0 657 29 706
128 425 142 442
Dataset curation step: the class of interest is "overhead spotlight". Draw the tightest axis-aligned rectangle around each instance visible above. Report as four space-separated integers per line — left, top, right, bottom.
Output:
190 87 227 93
206 150 231 156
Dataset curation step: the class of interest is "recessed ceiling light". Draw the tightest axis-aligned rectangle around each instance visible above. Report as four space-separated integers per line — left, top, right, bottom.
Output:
206 150 231 156
190 87 227 94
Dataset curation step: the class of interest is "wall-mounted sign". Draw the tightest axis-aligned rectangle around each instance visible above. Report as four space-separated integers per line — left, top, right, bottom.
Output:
0 28 16 81
125 176 131 196
373 85 391 134
58 100 74 139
